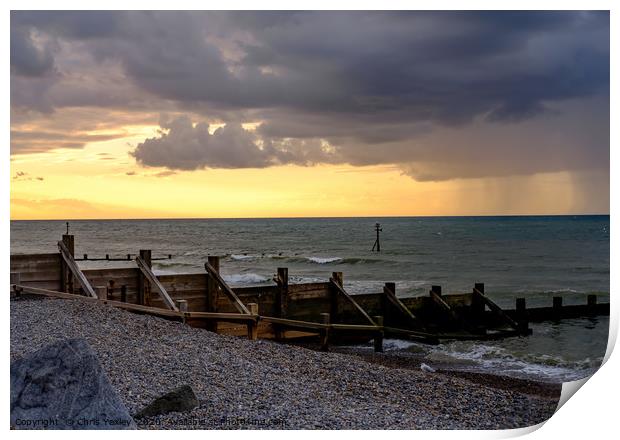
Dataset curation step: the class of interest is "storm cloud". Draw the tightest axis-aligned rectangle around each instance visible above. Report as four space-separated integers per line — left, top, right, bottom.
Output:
10 11 609 180
131 115 334 170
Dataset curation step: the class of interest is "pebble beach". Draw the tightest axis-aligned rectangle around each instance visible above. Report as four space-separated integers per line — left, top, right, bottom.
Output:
10 296 560 429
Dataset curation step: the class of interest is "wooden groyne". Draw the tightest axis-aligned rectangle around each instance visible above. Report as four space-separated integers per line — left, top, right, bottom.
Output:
10 234 609 352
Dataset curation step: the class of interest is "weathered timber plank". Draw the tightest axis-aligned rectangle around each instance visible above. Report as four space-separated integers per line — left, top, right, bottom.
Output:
329 279 376 325
430 290 460 321
330 323 379 331
12 281 61 291
383 285 420 322
185 311 257 322
13 285 93 301
233 285 279 296
261 316 328 330
204 261 250 315
14 270 64 282
473 288 520 330
135 256 179 311
288 290 331 301
288 282 331 294
58 241 97 298
13 284 185 320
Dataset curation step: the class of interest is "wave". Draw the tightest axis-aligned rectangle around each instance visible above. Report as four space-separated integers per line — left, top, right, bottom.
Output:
307 256 343 264
433 342 602 382
379 337 603 383
230 254 259 261
223 273 271 285
283 256 391 265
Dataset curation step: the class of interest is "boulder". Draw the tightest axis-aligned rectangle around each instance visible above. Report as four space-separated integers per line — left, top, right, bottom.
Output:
134 385 199 418
10 338 135 429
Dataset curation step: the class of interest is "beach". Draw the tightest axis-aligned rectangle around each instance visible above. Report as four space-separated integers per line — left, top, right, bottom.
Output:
10 295 560 429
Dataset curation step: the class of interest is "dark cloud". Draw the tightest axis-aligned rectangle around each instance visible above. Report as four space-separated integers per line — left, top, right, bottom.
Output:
10 11 610 181
10 129 128 154
10 25 55 77
11 11 609 119
132 115 333 170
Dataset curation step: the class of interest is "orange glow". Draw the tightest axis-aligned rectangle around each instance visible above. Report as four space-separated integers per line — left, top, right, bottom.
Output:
10 125 609 220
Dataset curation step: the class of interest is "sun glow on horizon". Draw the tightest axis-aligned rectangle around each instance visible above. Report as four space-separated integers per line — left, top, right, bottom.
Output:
9 130 609 220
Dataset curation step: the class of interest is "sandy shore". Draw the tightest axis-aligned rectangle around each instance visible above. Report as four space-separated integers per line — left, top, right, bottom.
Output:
10 296 560 429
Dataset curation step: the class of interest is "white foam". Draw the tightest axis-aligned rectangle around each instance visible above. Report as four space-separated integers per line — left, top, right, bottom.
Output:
230 254 258 261
223 273 270 284
434 342 601 382
307 256 343 264
383 338 419 351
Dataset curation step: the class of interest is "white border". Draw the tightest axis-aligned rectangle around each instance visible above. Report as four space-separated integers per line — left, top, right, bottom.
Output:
3 2 616 438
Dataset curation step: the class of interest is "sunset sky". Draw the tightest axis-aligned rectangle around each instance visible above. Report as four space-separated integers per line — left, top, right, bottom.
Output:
10 11 610 219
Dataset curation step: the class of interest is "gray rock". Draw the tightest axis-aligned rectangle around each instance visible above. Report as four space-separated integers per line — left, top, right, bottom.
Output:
134 385 199 418
10 338 135 430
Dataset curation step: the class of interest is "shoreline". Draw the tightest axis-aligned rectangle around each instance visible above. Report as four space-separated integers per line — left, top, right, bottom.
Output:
327 347 562 399
11 296 560 429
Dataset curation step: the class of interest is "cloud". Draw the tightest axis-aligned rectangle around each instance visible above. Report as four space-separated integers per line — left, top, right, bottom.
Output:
131 115 334 170
12 171 45 181
10 11 610 181
10 129 128 154
10 25 55 77
11 11 608 120
153 170 177 178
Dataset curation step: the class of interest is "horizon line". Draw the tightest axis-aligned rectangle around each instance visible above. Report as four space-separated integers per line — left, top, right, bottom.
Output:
10 213 611 222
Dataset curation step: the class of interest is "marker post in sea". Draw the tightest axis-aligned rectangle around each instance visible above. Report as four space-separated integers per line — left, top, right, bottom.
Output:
372 223 382 252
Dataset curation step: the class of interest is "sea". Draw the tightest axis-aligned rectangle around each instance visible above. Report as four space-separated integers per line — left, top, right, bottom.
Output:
10 215 610 383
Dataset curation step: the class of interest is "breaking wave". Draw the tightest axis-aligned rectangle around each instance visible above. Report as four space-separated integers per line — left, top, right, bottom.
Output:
223 273 271 285
307 256 343 264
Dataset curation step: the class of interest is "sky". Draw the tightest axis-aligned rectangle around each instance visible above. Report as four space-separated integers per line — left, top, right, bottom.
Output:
10 11 610 219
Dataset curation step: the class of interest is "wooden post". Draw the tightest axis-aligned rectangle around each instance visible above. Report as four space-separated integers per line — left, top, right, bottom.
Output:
108 280 115 298
83 254 88 260
11 273 21 297
276 267 289 317
206 256 220 312
373 315 384 353
95 286 107 300
127 254 131 261
472 282 485 320
177 299 188 324
516 298 526 317
431 285 442 296
61 234 75 293
177 299 187 313
515 298 528 333
275 267 289 340
553 296 563 319
320 312 330 352
330 271 343 322
10 272 21 286
382 282 396 324
137 249 151 305
177 299 188 313
120 285 127 303
247 303 259 340
587 294 597 315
